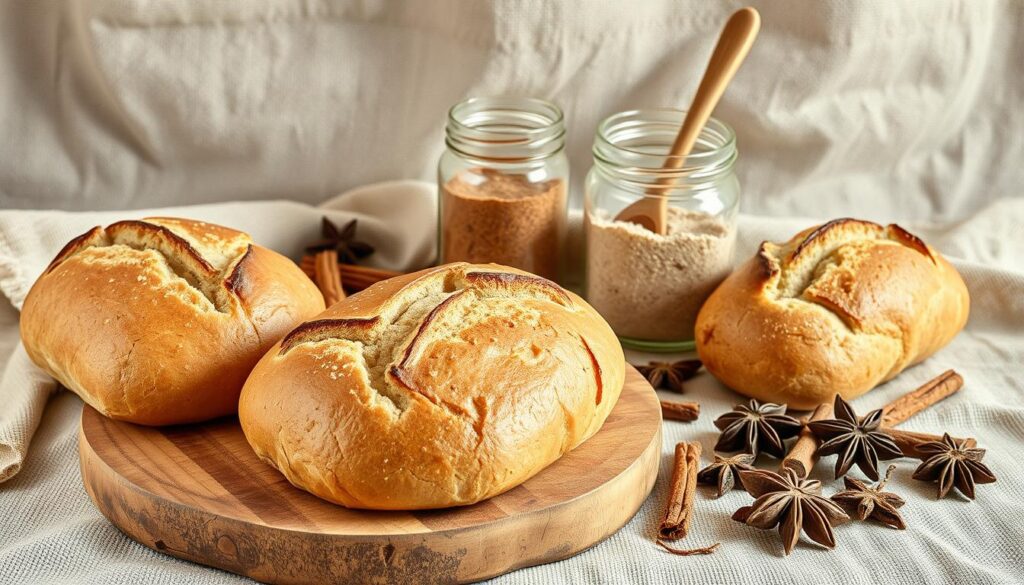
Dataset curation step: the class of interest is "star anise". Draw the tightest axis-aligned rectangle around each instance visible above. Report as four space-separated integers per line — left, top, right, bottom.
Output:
713 399 802 459
912 433 996 499
807 394 902 481
305 217 375 263
733 468 849 555
635 359 702 393
697 453 755 497
831 464 906 529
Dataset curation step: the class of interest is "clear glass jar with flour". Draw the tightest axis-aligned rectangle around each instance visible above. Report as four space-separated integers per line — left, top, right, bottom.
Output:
438 97 568 282
584 109 739 352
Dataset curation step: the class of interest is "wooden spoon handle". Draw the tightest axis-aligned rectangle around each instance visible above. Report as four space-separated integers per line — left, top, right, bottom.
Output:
614 7 760 235
665 7 760 168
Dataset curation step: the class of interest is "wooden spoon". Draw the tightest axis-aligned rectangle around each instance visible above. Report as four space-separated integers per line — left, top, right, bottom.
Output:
615 7 761 235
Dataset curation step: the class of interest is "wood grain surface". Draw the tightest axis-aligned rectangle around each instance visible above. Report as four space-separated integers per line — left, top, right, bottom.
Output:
78 363 662 584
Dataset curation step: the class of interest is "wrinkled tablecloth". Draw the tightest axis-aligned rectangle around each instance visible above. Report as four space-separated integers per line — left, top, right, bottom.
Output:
1 196 1022 584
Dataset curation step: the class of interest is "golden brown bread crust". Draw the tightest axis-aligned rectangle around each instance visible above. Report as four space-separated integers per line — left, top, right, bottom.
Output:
695 219 970 409
239 262 625 510
20 217 325 425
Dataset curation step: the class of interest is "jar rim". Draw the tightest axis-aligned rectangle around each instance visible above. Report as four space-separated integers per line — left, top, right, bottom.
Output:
445 97 566 162
447 96 564 138
593 109 736 173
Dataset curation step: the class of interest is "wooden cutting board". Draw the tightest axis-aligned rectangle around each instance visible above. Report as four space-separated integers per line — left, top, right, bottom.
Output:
78 364 662 584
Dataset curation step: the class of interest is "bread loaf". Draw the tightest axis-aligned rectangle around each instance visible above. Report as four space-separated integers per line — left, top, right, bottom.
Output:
695 219 969 409
239 263 625 510
20 218 325 425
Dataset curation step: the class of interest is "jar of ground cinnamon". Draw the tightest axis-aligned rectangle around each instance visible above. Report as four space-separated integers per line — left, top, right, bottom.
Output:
439 97 568 281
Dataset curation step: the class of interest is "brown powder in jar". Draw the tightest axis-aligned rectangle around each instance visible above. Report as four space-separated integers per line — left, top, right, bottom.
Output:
586 207 735 341
442 169 565 280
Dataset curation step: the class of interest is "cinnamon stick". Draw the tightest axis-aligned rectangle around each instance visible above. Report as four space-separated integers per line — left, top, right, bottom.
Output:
341 263 404 279
299 255 403 292
881 370 963 427
888 428 976 459
774 371 972 478
659 442 701 540
314 250 345 306
661 401 700 422
781 402 834 478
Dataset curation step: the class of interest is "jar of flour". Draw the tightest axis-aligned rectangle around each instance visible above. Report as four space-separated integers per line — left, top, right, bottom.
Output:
584 109 739 352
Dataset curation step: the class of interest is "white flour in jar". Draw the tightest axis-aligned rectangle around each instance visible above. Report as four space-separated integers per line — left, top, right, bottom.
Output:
586 207 735 341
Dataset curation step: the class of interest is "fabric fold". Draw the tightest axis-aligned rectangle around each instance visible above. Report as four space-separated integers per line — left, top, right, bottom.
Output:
0 345 57 483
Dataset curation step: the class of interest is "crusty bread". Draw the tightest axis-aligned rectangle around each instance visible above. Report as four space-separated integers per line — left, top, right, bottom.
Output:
239 262 625 510
695 219 969 409
20 217 325 425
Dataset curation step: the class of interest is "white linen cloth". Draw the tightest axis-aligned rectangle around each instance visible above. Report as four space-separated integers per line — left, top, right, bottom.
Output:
1 196 1023 584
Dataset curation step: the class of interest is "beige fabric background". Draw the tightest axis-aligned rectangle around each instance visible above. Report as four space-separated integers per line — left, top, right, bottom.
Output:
2 1 1024 584
2 0 1022 221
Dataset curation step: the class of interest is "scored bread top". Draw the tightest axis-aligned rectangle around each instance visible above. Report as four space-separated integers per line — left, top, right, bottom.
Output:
21 217 325 425
759 219 938 336
46 217 254 313
696 218 969 409
239 262 625 510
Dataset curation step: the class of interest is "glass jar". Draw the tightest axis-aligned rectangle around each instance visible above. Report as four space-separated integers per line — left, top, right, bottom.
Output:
438 96 568 282
584 109 740 352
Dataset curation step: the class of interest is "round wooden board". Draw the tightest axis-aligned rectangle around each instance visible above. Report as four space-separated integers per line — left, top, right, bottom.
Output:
79 364 662 584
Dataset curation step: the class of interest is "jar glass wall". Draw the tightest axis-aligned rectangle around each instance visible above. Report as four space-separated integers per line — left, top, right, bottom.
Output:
438 97 568 282
584 109 740 351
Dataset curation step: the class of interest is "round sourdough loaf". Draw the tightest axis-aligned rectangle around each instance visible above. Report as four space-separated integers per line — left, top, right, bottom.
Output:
20 218 325 425
239 263 625 510
695 219 970 409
